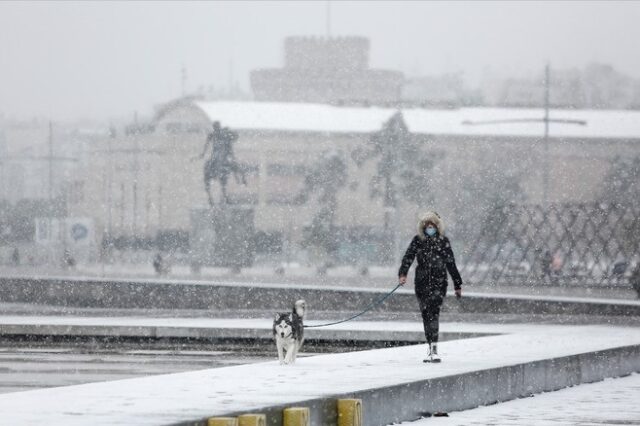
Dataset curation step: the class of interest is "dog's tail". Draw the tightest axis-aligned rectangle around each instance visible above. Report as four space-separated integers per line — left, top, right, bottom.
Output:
293 300 306 319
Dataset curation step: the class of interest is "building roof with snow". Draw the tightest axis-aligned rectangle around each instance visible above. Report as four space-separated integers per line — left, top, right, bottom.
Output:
402 107 640 139
191 101 640 140
194 101 394 134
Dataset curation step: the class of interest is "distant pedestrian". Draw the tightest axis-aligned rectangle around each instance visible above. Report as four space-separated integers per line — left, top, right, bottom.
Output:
398 211 463 363
62 249 76 269
11 247 20 266
153 253 164 276
551 252 563 275
540 250 553 279
630 264 640 299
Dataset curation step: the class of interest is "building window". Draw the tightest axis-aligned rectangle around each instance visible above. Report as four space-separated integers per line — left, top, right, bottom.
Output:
267 163 307 176
67 181 84 204
165 122 205 134
227 193 259 206
266 193 305 205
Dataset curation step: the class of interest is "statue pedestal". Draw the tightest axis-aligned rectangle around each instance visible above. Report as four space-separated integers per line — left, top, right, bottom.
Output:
190 206 255 269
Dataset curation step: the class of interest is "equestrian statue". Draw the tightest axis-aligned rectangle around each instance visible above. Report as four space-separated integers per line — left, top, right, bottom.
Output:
198 121 246 207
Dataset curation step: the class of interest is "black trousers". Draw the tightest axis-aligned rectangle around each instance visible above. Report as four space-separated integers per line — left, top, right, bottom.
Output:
416 291 443 344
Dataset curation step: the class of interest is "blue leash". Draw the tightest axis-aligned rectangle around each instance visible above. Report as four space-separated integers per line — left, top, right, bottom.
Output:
304 283 403 328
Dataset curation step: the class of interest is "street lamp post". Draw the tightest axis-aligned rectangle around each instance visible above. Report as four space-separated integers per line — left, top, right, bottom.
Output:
461 64 587 212
543 64 550 211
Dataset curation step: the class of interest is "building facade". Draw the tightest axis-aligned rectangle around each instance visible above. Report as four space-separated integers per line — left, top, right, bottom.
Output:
251 36 404 106
72 100 640 262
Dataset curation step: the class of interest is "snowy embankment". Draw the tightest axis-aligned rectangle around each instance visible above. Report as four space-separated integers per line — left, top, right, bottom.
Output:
0 316 493 343
1 275 639 316
0 322 638 425
400 373 640 426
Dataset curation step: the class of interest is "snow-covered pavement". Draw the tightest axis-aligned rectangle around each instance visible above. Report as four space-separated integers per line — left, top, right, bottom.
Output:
0 315 496 332
0 347 267 394
0 315 492 345
400 373 640 426
2 275 639 318
0 322 638 425
2 265 637 300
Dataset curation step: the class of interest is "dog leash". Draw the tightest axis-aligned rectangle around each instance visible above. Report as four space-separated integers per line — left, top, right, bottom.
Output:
304 283 403 328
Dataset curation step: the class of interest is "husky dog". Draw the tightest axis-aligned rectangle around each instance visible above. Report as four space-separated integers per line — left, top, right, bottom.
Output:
273 299 306 364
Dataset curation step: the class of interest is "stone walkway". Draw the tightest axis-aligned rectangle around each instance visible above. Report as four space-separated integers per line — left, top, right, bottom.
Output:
0 321 637 425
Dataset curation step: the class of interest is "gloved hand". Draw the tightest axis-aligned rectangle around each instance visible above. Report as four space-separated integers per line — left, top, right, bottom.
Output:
455 288 462 299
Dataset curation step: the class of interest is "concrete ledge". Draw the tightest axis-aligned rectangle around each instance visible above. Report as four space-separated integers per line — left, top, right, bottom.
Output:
0 316 492 344
0 324 638 425
1 275 639 316
249 345 640 426
357 346 640 424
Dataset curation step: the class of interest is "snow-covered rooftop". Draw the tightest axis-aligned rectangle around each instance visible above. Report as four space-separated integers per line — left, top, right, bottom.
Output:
194 101 640 139
195 101 394 134
403 107 640 139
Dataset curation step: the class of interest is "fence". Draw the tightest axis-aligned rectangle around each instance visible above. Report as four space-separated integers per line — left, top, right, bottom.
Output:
459 202 640 286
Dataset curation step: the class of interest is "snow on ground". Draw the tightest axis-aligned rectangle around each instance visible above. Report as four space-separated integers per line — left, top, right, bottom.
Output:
399 373 640 426
0 347 266 394
0 323 638 425
4 270 638 307
3 264 637 300
0 316 611 335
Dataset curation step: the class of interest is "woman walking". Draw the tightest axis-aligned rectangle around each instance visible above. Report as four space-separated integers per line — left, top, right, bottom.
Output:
398 211 463 363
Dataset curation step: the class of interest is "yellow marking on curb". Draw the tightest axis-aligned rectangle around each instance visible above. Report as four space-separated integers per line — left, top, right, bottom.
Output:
283 406 310 426
337 399 363 426
238 413 266 426
207 418 238 426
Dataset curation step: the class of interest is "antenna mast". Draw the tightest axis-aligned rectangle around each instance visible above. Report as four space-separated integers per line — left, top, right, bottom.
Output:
326 1 331 38
181 65 187 97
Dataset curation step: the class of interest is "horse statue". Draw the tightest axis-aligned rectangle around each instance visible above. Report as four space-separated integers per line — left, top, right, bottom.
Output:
198 121 246 207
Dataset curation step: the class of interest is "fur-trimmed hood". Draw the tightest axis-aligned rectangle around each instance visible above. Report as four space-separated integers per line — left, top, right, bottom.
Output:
417 211 445 240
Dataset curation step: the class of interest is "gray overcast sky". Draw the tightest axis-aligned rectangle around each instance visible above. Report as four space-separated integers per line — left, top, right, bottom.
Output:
1 1 639 122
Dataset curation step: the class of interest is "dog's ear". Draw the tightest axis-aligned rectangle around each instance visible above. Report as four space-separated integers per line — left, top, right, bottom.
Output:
274 313 280 321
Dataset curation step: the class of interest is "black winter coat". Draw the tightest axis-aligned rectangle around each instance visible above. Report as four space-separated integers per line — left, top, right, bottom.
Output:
398 234 463 297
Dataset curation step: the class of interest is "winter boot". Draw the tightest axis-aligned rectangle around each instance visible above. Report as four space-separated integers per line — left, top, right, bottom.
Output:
423 343 441 363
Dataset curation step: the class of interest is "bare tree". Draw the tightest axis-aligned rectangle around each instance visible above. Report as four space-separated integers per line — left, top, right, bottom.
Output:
600 155 640 206
298 150 348 261
352 111 440 241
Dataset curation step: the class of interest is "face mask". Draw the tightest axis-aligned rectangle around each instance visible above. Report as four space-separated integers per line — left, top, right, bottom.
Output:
425 226 437 237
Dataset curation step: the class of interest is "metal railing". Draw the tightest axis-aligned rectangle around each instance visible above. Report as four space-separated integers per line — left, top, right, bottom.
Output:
459 202 640 286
